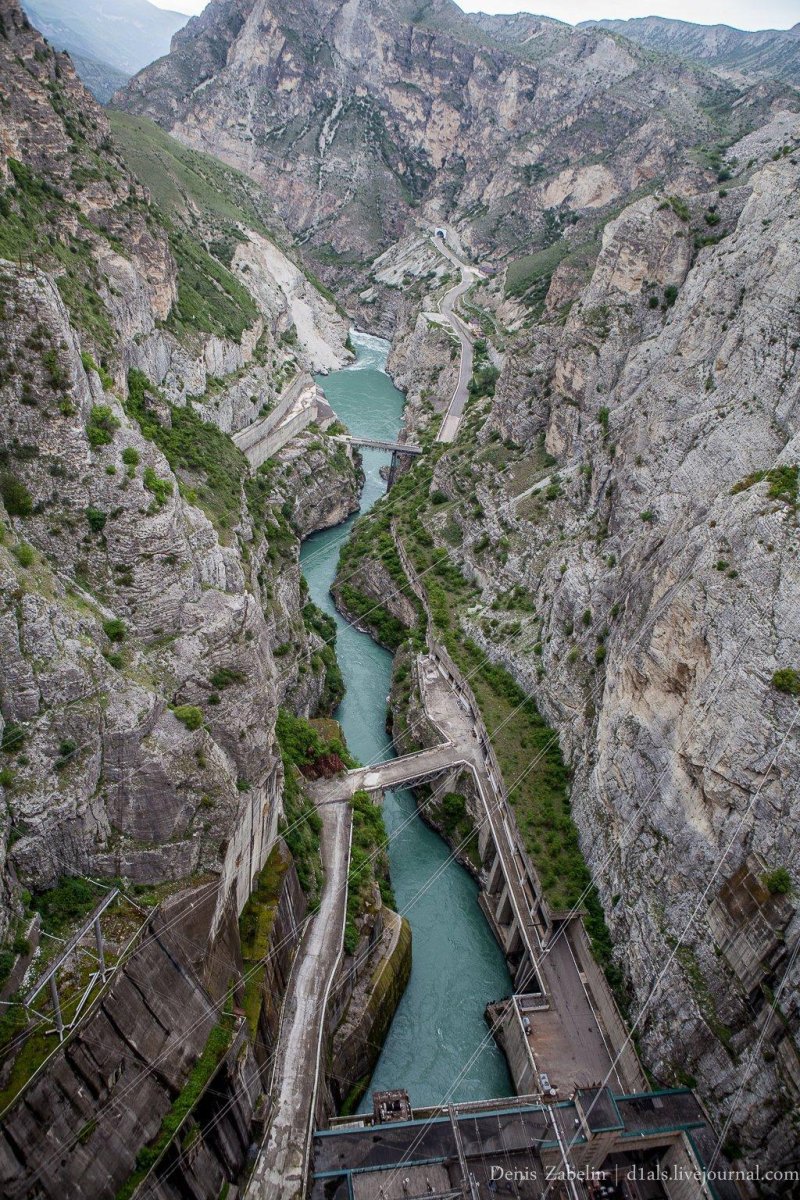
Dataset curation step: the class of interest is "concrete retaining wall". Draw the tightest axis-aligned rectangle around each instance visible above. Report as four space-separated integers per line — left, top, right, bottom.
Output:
210 757 284 942
492 1000 537 1096
569 920 647 1092
232 373 312 453
232 373 322 468
249 407 316 467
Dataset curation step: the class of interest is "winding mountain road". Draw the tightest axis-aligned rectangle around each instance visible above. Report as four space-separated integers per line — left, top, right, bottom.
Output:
431 236 479 444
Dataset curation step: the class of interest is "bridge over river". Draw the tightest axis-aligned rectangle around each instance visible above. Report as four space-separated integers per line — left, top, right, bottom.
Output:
311 742 466 803
336 435 422 455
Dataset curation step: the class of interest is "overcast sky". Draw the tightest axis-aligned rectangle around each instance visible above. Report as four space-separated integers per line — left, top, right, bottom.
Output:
149 0 798 33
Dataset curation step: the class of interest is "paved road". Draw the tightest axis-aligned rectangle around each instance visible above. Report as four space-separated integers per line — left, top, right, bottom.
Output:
246 800 352 1200
428 237 478 445
437 270 476 444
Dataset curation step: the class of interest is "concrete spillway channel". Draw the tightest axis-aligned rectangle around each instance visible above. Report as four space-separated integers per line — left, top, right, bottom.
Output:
245 799 352 1200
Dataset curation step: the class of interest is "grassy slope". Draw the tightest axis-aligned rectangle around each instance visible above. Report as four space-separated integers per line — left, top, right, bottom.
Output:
109 111 347 319
108 111 283 243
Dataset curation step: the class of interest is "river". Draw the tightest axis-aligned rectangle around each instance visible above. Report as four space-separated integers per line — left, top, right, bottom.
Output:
300 331 512 1110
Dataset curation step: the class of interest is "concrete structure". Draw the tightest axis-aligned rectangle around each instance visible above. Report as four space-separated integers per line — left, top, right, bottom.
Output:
232 373 330 468
706 854 795 998
245 801 352 1200
211 756 284 940
335 436 422 489
312 1088 737 1200
310 742 469 803
418 649 644 1098
392 527 645 1098
337 436 422 455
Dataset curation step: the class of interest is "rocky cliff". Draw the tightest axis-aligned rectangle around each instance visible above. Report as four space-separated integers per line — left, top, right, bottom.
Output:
370 122 800 1168
0 1 376 1190
119 0 796 307
0 0 360 939
5 0 800 1179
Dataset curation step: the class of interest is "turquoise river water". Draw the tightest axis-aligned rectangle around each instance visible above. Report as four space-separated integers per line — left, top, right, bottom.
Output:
300 331 512 1110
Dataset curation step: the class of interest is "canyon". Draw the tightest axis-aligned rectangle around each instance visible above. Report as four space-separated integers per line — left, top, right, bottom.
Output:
0 0 799 1196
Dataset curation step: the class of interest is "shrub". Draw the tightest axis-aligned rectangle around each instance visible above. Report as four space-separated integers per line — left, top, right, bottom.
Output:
127 370 246 535
0 949 16 988
121 447 140 467
13 542 34 567
772 668 800 697
174 705 204 731
731 465 797 506
468 364 500 401
209 667 246 690
86 507 107 533
104 651 124 669
55 739 77 771
665 195 690 221
31 876 102 934
640 509 656 522
87 405 120 448
103 618 126 642
1 722 25 754
143 466 173 508
81 351 113 391
0 472 33 516
763 867 792 896
663 285 679 307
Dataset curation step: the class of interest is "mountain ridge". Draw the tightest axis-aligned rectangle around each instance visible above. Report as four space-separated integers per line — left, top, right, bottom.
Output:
21 0 188 97
118 0 796 311
579 14 800 82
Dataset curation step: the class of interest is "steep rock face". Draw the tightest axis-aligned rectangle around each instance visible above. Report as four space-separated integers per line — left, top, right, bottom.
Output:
0 264 282 923
119 0 794 299
0 0 354 938
0 854 309 1200
388 146 800 1164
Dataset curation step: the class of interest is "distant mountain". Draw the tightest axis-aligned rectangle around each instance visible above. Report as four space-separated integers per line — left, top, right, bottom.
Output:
579 16 800 83
119 0 790 293
68 52 131 104
22 0 187 79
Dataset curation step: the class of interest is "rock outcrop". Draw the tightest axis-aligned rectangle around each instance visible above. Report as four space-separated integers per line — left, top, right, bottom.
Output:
580 15 800 84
